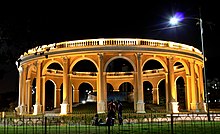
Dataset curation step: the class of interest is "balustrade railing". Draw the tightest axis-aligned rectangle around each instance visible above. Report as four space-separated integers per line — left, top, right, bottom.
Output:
22 38 202 57
46 70 136 77
47 68 185 76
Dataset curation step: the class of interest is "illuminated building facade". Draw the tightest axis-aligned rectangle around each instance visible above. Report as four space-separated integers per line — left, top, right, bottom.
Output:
15 38 207 115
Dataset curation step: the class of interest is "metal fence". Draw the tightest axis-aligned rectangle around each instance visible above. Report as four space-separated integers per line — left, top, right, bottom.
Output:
1 113 220 134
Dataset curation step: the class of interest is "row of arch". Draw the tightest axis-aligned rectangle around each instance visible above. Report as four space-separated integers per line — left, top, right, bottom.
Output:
16 53 206 115
28 56 176 75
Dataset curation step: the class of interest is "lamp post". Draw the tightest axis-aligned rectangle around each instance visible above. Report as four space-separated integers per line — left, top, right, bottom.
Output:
169 12 210 121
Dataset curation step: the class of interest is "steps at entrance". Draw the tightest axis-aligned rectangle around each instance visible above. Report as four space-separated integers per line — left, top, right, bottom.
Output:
45 108 61 114
44 102 167 115
145 104 166 113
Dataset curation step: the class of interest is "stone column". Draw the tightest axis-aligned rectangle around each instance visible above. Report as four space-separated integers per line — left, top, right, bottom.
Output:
165 73 169 112
60 56 70 115
185 75 191 111
19 65 27 114
68 78 73 113
190 60 199 112
103 72 107 112
198 64 207 112
18 66 23 107
97 53 106 113
136 53 145 113
41 76 46 113
55 89 61 108
152 88 159 105
26 79 31 114
133 71 138 112
73 89 79 103
167 57 179 113
33 61 42 115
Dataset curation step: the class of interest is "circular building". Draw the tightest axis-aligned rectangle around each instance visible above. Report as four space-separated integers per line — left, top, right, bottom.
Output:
15 38 207 115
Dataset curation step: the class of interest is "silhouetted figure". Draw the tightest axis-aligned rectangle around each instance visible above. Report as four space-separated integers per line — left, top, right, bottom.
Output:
92 114 99 126
107 100 116 126
117 100 123 125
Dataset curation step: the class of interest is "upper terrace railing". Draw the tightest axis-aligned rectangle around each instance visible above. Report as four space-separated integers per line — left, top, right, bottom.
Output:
46 66 183 77
21 38 202 57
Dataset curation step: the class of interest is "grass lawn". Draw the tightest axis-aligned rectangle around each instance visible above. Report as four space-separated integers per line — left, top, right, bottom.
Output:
1 121 220 134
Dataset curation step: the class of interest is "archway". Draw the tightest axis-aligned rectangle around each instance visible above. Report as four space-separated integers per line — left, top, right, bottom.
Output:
158 79 166 106
106 58 134 72
107 83 114 101
143 81 153 104
176 77 186 111
78 82 93 103
45 80 55 111
72 59 97 72
106 58 134 102
31 78 36 112
143 59 165 71
119 82 134 102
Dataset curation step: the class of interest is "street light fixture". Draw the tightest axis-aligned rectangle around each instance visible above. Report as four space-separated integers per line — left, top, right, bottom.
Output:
169 11 210 121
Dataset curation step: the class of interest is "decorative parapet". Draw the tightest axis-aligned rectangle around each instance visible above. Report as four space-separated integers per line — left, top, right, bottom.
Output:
20 38 202 58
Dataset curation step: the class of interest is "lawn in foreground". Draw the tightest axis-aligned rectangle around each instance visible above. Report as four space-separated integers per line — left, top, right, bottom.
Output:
1 121 220 134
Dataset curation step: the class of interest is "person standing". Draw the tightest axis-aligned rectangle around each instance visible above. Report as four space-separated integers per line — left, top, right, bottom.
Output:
117 100 123 125
107 100 116 126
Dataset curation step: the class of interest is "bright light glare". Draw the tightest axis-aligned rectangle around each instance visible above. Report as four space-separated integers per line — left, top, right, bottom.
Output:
169 17 179 25
169 12 184 25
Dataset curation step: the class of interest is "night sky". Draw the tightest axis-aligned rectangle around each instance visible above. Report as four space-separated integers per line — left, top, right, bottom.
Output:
0 1 219 93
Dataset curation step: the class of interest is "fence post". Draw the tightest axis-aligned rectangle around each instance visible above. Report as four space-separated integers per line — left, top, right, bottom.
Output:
108 125 110 134
171 113 173 134
23 115 25 133
45 117 47 134
3 117 6 134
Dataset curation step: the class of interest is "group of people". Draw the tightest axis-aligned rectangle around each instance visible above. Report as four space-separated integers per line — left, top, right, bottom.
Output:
92 100 123 126
106 100 123 126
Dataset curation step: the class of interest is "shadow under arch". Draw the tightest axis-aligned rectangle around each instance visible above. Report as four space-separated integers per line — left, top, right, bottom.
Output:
173 59 190 75
31 78 36 113
143 81 153 104
157 79 166 106
69 57 98 72
176 76 186 111
45 79 56 111
118 82 134 102
104 56 136 72
78 82 94 103
42 60 64 75
142 57 168 72
107 83 114 101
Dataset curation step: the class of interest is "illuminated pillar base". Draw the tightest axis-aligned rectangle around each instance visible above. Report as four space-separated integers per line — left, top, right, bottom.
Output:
33 104 42 115
136 101 146 113
97 101 105 114
60 103 70 115
199 102 207 112
190 103 199 112
169 102 179 113
203 103 207 112
16 105 27 115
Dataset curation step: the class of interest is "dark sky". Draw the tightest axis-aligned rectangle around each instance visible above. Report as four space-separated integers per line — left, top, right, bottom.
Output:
0 1 219 93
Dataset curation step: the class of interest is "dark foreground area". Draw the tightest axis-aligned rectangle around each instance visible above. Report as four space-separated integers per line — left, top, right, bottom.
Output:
1 113 220 134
